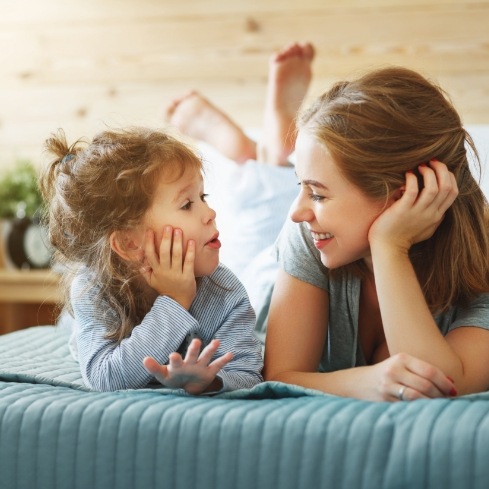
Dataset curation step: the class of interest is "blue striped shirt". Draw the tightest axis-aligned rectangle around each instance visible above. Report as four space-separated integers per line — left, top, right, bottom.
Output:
70 263 263 392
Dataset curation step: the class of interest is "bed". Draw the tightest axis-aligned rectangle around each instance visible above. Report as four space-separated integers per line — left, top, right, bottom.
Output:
2 126 489 489
1 326 489 489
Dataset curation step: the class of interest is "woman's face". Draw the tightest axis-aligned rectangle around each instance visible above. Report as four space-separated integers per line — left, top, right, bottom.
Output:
290 130 387 270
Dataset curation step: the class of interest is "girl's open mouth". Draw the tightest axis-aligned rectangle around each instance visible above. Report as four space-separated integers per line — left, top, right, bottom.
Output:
205 233 221 249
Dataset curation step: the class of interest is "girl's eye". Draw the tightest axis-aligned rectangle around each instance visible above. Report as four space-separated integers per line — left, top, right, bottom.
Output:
181 200 194 210
200 193 209 202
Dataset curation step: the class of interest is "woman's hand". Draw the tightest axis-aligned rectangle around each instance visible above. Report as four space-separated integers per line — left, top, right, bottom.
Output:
368 160 458 252
371 352 457 401
143 339 233 395
140 226 197 309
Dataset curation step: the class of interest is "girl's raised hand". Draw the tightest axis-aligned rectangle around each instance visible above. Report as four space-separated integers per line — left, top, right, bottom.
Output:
368 160 459 252
141 225 197 309
371 352 457 402
143 339 233 395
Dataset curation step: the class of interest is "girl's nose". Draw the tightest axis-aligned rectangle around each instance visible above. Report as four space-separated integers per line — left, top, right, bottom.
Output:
290 194 313 224
204 204 217 224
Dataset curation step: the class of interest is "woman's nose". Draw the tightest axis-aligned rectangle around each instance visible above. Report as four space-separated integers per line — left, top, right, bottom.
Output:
290 194 313 223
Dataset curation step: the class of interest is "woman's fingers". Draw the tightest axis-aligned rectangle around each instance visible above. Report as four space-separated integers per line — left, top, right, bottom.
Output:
431 160 459 211
417 160 458 213
392 353 457 401
406 354 457 396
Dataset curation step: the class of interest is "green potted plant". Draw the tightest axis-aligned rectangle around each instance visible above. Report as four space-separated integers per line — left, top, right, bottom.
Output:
0 160 52 269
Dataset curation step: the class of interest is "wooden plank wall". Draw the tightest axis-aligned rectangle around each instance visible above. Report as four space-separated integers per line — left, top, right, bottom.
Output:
1 0 488 167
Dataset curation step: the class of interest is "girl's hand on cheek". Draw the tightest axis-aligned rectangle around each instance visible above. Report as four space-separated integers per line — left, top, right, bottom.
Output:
140 226 197 309
368 160 458 253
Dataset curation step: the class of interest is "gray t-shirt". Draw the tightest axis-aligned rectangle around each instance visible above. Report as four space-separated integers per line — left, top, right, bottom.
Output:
275 218 489 372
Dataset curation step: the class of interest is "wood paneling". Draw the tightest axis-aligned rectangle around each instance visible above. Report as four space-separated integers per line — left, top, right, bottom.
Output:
0 269 61 334
1 0 488 166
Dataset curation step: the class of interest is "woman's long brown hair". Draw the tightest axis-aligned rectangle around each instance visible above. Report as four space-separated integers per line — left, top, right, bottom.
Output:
299 66 489 312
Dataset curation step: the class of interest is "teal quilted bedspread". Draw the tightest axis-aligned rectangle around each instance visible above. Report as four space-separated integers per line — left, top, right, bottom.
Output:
1 327 488 489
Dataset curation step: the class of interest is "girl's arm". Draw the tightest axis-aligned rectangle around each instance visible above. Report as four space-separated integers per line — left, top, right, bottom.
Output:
73 288 203 391
144 273 264 394
264 269 455 401
369 160 489 395
209 289 264 391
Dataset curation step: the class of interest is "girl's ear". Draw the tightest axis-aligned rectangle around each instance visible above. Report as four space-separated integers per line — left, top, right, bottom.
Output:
110 230 142 262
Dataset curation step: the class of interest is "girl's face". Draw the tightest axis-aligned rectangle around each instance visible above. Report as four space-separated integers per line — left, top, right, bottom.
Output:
291 131 387 270
140 166 220 277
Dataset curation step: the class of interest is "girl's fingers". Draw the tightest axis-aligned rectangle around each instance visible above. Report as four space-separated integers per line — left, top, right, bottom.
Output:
208 352 233 373
157 226 173 268
143 356 160 374
168 351 184 368
183 239 195 275
143 229 159 268
143 356 169 381
171 228 184 269
183 338 202 363
197 339 221 364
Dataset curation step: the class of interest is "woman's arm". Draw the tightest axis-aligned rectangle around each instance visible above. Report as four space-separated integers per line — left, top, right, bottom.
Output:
265 269 456 401
265 270 372 398
369 160 489 394
372 245 489 394
264 269 328 384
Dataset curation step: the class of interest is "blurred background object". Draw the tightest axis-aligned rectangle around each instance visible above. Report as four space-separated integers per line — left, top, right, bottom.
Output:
0 160 51 269
1 0 488 167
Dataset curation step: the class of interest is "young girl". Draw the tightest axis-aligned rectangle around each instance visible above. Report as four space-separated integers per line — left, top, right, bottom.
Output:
40 127 263 394
164 42 315 334
264 66 489 401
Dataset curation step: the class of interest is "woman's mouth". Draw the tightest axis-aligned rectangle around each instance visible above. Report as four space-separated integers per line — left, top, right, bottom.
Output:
311 231 334 240
311 231 334 249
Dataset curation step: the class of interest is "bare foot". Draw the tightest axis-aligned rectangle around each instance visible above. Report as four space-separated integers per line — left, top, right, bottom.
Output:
259 42 315 166
166 91 256 164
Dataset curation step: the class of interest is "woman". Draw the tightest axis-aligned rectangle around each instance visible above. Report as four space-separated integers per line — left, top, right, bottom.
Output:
264 66 489 401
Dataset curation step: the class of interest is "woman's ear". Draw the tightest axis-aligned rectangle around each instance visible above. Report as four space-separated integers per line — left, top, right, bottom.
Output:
110 230 142 262
392 186 405 201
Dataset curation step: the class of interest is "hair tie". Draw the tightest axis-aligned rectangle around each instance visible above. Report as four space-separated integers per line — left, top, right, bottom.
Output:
61 153 75 165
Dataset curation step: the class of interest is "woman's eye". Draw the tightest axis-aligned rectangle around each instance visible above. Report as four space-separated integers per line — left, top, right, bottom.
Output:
201 193 209 202
181 200 194 210
309 193 325 202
